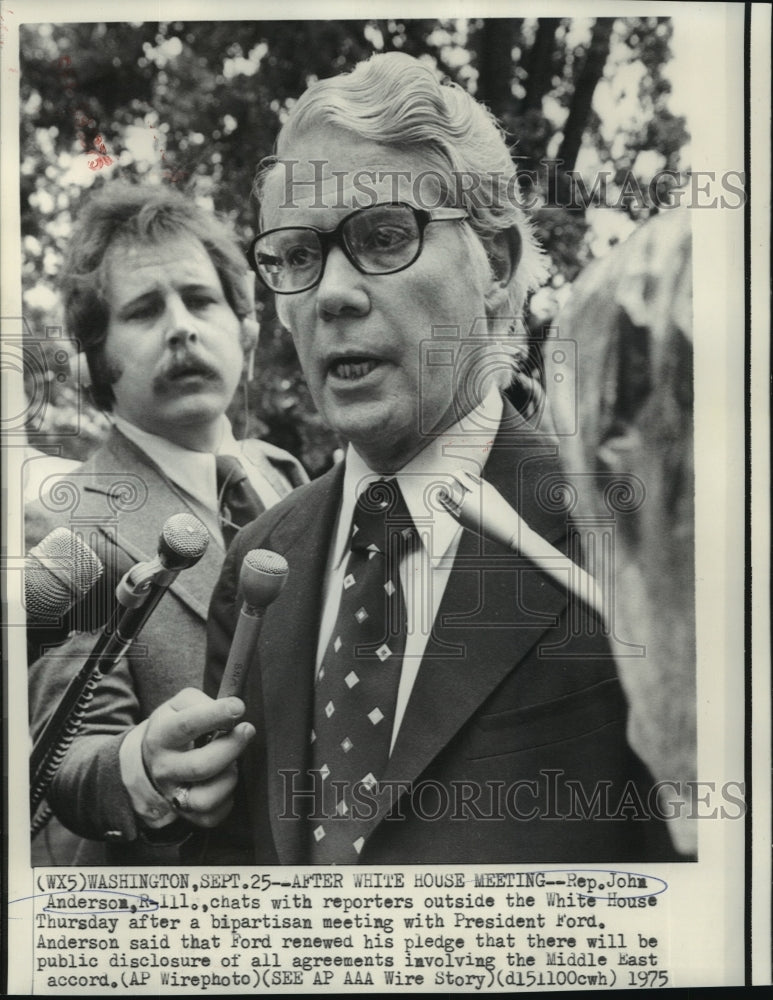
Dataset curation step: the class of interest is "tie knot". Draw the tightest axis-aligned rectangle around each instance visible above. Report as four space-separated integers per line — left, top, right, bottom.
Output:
216 453 247 491
351 479 415 554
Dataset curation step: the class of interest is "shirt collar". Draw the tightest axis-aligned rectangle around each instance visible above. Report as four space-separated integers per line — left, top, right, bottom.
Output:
111 413 236 511
331 388 503 569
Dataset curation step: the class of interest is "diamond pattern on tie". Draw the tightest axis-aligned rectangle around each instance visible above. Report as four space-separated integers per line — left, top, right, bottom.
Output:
309 478 416 863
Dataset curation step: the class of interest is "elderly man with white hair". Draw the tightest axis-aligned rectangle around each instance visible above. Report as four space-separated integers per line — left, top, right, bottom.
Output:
138 52 679 865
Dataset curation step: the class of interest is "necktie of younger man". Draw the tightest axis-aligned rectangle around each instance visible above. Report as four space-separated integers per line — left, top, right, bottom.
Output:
216 454 265 546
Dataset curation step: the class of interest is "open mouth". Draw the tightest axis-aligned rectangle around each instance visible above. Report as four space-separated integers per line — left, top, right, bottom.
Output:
328 357 381 380
167 363 216 381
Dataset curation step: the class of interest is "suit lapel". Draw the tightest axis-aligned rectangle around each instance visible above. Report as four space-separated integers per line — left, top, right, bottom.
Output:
363 406 574 838
257 465 345 864
83 429 223 619
252 404 574 859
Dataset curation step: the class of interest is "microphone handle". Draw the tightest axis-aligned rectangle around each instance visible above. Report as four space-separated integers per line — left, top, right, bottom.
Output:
29 579 170 814
441 471 605 622
195 603 265 748
216 604 265 700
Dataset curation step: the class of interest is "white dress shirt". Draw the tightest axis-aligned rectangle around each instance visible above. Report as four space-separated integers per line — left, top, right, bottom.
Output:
316 388 503 753
112 413 284 517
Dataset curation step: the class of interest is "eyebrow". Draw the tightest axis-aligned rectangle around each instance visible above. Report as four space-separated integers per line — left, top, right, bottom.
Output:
113 289 160 318
114 281 222 317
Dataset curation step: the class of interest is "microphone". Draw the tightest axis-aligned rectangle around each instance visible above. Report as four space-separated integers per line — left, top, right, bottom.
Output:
438 469 605 619
116 512 212 607
30 513 210 816
196 549 289 747
217 549 289 699
25 528 103 622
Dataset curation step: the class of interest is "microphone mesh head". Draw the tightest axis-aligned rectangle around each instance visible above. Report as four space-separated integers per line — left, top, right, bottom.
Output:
244 549 289 575
25 528 103 620
240 549 289 606
161 513 210 562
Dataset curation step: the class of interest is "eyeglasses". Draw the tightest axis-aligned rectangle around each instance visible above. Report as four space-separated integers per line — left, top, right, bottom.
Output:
247 202 468 294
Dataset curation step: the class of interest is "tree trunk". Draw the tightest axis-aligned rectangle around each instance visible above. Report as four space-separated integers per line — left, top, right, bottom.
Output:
555 17 614 173
474 18 519 119
520 18 560 114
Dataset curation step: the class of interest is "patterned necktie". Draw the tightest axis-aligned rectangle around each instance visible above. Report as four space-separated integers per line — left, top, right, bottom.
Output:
309 478 416 862
216 454 265 546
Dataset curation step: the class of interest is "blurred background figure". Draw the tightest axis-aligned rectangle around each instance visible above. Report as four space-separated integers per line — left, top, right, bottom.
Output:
545 208 694 853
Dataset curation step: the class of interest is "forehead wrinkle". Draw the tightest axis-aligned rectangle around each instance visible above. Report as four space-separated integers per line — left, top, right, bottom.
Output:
261 128 445 228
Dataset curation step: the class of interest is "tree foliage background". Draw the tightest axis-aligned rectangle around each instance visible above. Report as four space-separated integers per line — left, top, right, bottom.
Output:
19 16 689 475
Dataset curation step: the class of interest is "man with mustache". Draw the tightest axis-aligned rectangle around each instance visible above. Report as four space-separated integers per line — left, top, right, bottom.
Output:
26 184 306 863
125 54 680 863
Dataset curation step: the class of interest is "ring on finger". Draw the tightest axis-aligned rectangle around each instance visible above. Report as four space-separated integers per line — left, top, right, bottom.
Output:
171 784 192 812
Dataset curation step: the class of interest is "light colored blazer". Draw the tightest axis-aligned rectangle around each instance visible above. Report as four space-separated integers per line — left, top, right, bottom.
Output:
27 427 306 863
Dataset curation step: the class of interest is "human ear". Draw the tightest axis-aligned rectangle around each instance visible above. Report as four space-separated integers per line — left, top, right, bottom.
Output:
489 227 521 285
484 227 521 316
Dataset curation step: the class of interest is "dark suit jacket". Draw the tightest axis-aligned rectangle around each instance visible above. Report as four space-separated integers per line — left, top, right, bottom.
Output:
27 426 306 863
199 402 678 865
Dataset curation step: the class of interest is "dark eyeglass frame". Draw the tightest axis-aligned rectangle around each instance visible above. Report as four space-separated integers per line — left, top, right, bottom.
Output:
247 201 469 294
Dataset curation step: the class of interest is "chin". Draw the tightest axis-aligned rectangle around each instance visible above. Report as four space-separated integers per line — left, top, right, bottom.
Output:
346 424 421 471
164 396 229 426
329 405 391 442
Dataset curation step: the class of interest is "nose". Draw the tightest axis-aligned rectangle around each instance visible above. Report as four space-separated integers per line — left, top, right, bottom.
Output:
164 294 197 347
315 245 370 320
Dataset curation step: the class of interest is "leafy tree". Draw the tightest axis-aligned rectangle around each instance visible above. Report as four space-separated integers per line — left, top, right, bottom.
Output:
18 16 688 473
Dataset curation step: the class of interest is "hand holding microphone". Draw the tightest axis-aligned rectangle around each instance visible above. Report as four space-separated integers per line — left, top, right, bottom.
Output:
197 548 289 745
142 548 288 825
140 688 256 829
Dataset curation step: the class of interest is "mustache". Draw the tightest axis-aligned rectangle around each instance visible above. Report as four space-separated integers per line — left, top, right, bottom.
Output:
155 352 221 385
